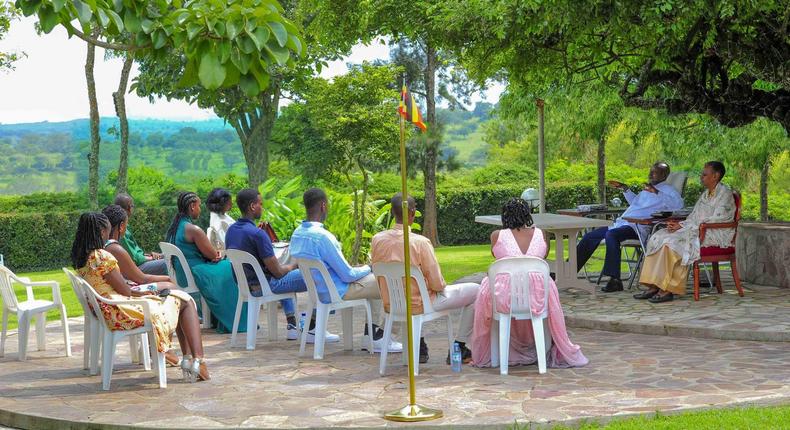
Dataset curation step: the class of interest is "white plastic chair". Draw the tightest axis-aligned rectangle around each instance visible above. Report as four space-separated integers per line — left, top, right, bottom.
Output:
295 258 374 360
0 265 71 361
666 171 689 197
74 274 165 390
488 257 551 376
159 242 212 329
373 263 453 376
226 249 297 350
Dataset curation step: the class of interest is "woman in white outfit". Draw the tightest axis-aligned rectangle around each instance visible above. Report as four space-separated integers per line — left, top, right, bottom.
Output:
635 161 736 303
206 188 234 252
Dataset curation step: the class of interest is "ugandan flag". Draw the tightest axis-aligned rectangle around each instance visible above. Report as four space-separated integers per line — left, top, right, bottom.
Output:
398 85 427 132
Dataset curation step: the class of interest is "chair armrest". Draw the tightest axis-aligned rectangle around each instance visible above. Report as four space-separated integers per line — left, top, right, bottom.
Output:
699 222 737 242
9 273 61 303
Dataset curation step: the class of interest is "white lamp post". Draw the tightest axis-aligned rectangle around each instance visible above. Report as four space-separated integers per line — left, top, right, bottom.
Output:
521 188 540 212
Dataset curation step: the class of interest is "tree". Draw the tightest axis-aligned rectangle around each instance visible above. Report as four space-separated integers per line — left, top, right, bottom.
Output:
0 2 23 71
17 0 304 204
274 63 401 263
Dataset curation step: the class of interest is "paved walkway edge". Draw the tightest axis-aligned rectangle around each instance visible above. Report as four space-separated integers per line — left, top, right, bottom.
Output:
2 398 789 430
565 315 790 342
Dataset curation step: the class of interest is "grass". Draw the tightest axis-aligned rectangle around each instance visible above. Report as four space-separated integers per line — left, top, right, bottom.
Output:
520 405 790 429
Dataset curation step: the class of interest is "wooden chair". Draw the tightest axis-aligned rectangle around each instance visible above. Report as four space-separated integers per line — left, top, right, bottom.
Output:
692 190 745 301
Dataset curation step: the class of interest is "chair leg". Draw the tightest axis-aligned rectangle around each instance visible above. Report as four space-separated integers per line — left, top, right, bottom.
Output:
379 315 393 376
341 308 353 351
412 320 423 376
230 298 244 347
499 317 511 376
313 306 329 360
299 303 314 357
140 334 152 371
60 304 71 357
35 313 46 351
200 296 212 329
246 301 260 351
693 262 701 301
83 316 91 370
489 319 499 368
267 302 278 342
90 322 101 376
532 317 547 374
446 314 454 353
18 312 30 361
0 308 8 358
712 262 723 294
101 331 116 391
151 336 167 389
129 336 140 364
628 252 643 290
730 258 745 297
364 303 374 355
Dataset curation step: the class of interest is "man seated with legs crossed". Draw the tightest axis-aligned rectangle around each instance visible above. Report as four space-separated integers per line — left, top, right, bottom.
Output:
114 193 168 275
225 188 305 341
290 188 402 352
371 193 480 364
576 161 684 292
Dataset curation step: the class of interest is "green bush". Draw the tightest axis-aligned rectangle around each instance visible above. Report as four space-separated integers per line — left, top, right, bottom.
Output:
0 192 87 214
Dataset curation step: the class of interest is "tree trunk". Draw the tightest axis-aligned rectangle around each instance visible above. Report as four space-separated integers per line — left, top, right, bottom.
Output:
421 41 440 246
760 157 770 221
597 135 606 204
113 54 134 194
232 84 279 188
350 160 369 265
85 37 100 210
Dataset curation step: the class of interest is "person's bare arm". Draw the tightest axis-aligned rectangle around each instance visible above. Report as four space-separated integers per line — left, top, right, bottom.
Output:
106 243 169 284
103 267 156 297
184 223 221 261
263 256 296 279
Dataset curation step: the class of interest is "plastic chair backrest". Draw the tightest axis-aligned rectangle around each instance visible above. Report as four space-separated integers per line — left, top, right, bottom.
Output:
666 171 688 196
225 249 275 300
487 257 550 318
158 242 198 290
295 258 344 304
372 263 435 316
0 265 19 311
63 268 95 318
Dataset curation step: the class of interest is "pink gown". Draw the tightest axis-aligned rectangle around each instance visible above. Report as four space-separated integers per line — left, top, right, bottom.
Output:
470 228 589 368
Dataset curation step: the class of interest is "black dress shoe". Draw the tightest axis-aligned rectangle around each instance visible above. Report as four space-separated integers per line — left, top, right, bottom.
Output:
633 289 659 300
601 278 624 292
648 293 674 303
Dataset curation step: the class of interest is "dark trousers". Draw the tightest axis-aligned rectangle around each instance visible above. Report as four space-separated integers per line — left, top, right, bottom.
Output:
576 226 638 280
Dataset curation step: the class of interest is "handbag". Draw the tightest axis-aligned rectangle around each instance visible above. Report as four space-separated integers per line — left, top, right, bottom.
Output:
258 221 280 243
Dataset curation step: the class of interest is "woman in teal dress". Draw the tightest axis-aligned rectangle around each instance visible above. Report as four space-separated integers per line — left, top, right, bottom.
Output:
165 192 248 333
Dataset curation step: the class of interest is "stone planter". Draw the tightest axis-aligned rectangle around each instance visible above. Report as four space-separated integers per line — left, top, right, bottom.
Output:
736 222 790 288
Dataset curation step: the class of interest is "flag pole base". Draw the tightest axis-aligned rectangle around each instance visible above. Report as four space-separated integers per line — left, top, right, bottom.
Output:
383 404 443 422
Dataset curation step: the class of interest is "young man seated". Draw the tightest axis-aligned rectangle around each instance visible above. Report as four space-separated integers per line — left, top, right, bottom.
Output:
289 188 402 352
114 193 168 276
371 193 480 364
225 188 305 340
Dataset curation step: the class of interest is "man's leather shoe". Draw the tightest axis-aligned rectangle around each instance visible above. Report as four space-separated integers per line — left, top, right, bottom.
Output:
648 293 674 303
601 278 624 292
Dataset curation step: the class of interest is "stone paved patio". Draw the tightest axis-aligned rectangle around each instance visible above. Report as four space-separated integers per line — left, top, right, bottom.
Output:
0 300 788 429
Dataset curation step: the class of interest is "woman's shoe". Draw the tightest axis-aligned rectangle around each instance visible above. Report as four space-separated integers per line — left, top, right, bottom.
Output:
648 293 674 303
190 358 210 382
180 355 194 382
165 350 181 367
633 289 659 300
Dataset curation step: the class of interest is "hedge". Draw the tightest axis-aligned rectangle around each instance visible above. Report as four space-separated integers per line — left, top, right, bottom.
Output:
0 207 209 272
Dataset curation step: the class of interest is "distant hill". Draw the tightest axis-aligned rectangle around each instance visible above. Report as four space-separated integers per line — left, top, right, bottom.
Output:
0 105 492 195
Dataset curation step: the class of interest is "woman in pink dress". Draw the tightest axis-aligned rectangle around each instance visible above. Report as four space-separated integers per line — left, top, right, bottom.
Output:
471 198 588 368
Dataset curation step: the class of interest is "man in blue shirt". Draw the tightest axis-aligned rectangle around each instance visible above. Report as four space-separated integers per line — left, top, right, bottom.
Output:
290 188 402 353
577 162 684 292
225 188 311 341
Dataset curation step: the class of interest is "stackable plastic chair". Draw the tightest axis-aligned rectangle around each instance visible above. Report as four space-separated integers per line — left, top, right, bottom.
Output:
159 242 211 328
226 249 297 350
373 262 453 376
487 256 551 376
73 274 165 390
0 265 71 361
295 257 374 360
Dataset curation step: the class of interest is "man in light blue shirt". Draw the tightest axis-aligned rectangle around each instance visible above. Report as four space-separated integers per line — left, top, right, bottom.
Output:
290 188 402 353
577 162 684 292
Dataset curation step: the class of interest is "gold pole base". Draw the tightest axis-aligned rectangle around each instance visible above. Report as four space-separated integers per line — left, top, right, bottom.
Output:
383 404 443 422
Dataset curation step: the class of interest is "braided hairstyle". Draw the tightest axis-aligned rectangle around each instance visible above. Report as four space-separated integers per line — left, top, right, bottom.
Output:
70 212 110 269
501 198 534 230
101 204 128 239
166 192 200 243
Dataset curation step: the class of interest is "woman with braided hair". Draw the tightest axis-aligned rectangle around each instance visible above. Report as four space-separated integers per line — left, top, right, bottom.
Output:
72 212 210 382
469 198 588 368
166 192 249 334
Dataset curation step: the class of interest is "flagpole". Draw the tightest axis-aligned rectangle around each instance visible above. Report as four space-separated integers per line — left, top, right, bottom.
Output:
384 81 442 422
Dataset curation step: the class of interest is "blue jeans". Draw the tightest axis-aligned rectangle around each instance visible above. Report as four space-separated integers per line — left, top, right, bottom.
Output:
251 269 307 316
576 226 638 280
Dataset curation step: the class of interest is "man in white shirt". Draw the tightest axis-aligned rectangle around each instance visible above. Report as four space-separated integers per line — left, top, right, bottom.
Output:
577 162 684 292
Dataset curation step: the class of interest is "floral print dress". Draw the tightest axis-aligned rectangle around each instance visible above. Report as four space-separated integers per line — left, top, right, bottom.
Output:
78 249 181 352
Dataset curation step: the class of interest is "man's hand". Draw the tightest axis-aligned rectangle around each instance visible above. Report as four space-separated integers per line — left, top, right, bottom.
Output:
665 220 681 232
150 252 162 260
608 180 628 191
643 184 658 194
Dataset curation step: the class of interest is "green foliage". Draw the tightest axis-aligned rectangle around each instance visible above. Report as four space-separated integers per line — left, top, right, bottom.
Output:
260 175 305 240
0 2 22 71
0 192 87 214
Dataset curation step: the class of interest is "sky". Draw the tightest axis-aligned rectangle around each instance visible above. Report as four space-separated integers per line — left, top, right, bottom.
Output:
0 16 502 124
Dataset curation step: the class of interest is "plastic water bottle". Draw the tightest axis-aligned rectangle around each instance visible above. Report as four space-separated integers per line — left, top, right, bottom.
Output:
298 312 307 332
451 342 462 373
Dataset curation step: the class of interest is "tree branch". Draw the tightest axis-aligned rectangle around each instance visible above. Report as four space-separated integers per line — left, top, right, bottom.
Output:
66 23 150 51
